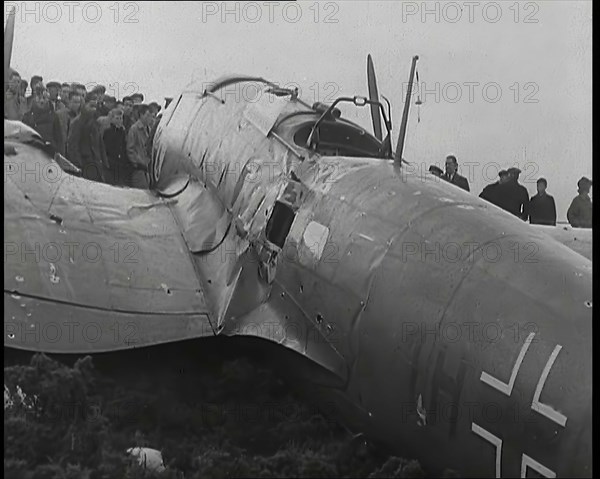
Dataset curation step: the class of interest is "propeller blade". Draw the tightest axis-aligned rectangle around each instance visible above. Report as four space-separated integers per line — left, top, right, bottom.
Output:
4 6 16 92
367 54 383 141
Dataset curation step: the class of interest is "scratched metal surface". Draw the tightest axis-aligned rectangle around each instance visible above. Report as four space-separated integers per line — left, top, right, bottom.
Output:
4 140 214 352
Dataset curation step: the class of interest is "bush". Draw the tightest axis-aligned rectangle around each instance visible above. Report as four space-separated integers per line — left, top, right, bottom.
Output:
4 351 429 478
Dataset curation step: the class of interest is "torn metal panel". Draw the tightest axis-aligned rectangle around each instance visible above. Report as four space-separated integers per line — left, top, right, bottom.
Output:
222 284 348 386
167 178 230 253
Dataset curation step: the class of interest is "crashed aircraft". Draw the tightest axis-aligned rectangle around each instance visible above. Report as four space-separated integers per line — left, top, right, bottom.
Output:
4 10 592 477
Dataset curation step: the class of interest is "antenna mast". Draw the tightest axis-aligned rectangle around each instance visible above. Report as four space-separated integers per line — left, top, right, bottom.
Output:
394 55 419 164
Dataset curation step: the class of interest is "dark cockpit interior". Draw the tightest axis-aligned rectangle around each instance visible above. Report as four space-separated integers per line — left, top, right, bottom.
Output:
293 120 384 158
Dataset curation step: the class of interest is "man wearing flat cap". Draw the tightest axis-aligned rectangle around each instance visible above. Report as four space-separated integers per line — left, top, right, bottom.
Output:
567 177 592 228
498 167 529 220
46 81 65 112
479 169 510 206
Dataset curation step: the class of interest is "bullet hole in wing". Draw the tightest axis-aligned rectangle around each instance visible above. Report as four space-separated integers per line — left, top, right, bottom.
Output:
266 201 295 249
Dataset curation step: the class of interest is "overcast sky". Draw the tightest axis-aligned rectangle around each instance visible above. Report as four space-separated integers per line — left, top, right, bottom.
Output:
6 1 592 220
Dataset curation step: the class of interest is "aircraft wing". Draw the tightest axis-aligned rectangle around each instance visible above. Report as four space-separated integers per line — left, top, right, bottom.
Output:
4 135 217 354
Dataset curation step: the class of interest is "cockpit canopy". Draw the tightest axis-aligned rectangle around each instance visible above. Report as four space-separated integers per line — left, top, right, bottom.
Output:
293 120 384 158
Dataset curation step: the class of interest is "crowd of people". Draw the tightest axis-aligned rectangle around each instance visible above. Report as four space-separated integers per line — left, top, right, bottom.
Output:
5 70 171 189
4 72 592 229
431 156 592 229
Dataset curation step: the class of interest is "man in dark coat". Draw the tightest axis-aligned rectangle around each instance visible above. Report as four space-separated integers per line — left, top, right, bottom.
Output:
496 167 530 220
567 177 593 228
103 108 130 186
442 155 470 192
67 92 108 182
528 178 557 226
479 170 510 206
22 86 64 153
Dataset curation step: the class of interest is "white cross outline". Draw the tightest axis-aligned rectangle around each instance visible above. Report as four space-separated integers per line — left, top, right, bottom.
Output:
474 333 568 476
480 332 535 396
471 422 502 478
531 344 568 427
521 453 556 478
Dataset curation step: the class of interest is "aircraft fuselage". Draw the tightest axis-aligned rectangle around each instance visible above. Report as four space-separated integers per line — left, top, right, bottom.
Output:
150 77 592 477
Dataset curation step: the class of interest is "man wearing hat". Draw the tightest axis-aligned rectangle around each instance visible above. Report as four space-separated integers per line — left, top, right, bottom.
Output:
499 167 529 220
442 155 470 192
46 81 65 111
528 178 556 226
479 169 510 206
567 177 592 228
